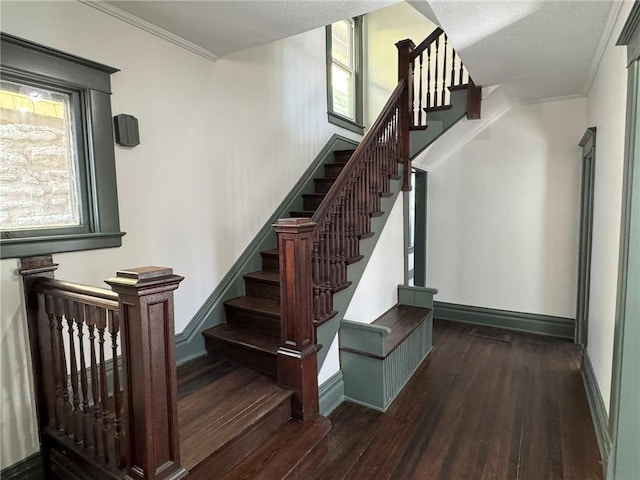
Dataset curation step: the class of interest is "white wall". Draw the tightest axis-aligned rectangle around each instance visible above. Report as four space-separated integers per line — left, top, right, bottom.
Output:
424 97 587 317
0 0 360 468
366 2 436 124
344 194 405 324
584 0 633 412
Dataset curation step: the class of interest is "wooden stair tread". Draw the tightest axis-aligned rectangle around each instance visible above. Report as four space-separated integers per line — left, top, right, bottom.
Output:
448 83 470 91
225 296 280 317
178 360 293 472
221 416 331 479
203 324 281 354
424 104 453 113
243 270 280 285
372 304 432 356
289 210 315 218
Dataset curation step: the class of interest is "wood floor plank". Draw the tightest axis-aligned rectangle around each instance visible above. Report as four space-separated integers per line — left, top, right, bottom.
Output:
292 320 603 480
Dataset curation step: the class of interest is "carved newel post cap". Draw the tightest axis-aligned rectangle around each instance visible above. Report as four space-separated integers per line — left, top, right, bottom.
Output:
273 218 317 233
105 266 184 292
395 38 416 49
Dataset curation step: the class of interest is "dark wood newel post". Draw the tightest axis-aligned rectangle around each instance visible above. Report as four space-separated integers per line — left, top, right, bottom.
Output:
105 267 187 480
18 255 59 441
273 218 319 421
396 39 415 192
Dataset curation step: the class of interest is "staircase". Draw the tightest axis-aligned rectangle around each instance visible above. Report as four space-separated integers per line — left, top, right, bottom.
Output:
185 26 482 479
201 149 364 372
17 27 481 480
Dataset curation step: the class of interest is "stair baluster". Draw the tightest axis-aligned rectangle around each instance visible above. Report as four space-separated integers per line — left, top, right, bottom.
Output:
451 47 456 87
418 52 424 125
434 36 439 107
427 45 432 110
442 35 448 105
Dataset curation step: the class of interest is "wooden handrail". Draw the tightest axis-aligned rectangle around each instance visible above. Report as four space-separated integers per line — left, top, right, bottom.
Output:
35 277 118 310
410 27 444 61
311 79 406 227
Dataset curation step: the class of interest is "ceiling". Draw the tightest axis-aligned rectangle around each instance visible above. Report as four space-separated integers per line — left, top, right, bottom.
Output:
105 0 400 57
100 0 615 101
425 0 616 101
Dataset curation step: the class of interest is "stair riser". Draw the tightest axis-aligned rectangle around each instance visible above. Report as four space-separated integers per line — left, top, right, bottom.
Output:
261 253 279 272
303 196 324 211
245 278 280 301
205 338 277 377
333 151 353 163
186 395 292 480
325 164 345 177
225 307 281 336
314 179 336 194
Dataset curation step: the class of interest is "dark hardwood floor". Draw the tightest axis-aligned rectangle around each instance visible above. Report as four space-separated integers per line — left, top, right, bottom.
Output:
289 319 603 480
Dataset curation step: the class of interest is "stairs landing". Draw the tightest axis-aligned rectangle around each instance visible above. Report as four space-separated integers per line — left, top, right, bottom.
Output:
176 356 329 479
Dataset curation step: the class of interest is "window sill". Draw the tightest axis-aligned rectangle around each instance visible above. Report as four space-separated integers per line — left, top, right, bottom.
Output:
1 231 126 259
328 112 364 135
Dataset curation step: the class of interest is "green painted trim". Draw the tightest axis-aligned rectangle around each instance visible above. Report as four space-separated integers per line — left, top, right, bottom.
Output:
413 170 427 286
342 395 386 413
326 17 364 130
608 47 640 480
576 127 596 346
434 301 575 339
398 284 438 309
617 1 640 47
319 370 344 416
581 347 611 476
175 134 360 364
0 453 43 480
0 33 123 259
327 112 364 135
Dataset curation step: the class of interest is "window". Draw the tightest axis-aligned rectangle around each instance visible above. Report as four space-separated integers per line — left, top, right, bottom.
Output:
0 33 124 259
326 17 364 134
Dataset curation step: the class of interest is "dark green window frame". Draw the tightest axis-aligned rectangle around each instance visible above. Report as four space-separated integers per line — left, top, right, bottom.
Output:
0 33 124 259
326 17 364 135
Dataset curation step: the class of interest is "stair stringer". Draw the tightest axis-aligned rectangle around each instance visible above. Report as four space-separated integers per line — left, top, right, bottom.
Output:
412 84 512 171
315 169 405 382
409 87 469 158
175 134 360 364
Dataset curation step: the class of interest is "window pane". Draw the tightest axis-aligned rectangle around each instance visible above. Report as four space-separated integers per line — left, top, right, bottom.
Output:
0 80 81 230
332 64 353 118
332 20 352 67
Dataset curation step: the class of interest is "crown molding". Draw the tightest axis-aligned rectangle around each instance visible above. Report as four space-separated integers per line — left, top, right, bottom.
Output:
583 1 624 96
78 0 218 62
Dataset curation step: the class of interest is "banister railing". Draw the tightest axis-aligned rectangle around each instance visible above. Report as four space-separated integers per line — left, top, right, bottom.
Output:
309 79 407 323
19 255 187 480
272 27 479 422
408 27 470 128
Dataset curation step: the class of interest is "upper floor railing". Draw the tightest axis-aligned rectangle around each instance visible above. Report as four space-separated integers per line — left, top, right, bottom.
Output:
409 27 470 128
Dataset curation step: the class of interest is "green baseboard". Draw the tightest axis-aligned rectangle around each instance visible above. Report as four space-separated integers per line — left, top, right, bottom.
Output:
581 347 611 476
0 453 43 480
319 370 344 416
174 134 360 364
434 301 575 339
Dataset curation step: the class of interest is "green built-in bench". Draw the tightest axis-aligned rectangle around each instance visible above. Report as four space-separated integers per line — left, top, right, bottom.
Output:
340 285 437 412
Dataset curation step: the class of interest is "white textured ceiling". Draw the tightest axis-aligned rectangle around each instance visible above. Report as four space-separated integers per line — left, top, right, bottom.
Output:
425 0 615 101
106 0 400 57
103 0 615 101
